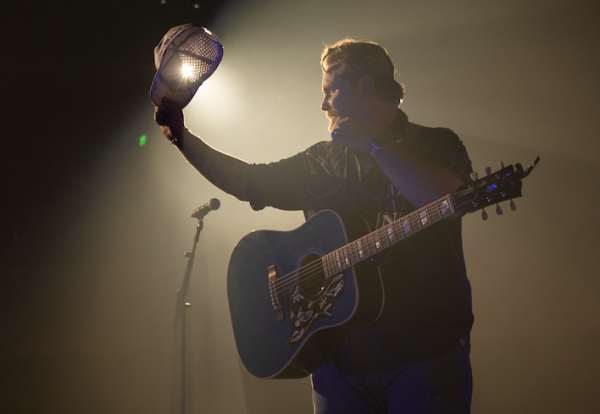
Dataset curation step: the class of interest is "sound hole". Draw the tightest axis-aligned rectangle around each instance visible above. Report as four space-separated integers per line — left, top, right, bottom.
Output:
298 253 325 296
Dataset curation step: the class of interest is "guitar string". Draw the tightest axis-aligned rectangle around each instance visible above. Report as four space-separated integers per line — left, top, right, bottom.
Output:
269 208 409 293
270 198 451 294
276 204 442 294
284 201 447 294
270 198 451 296
271 197 454 295
272 184 503 293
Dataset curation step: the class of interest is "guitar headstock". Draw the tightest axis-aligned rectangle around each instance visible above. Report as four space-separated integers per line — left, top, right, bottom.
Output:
452 157 540 216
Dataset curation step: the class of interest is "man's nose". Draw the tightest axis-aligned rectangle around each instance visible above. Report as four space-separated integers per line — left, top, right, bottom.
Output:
321 98 330 112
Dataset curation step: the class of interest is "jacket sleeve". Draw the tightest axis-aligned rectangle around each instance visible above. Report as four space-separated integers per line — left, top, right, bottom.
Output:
245 150 314 212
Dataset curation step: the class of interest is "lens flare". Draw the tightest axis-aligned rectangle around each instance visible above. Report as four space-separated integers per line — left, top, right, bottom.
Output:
182 64 193 79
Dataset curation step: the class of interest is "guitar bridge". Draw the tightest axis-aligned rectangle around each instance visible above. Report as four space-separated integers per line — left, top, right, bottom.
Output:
268 265 284 322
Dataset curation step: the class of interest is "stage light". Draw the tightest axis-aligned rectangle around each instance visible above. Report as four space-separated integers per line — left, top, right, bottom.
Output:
182 63 194 79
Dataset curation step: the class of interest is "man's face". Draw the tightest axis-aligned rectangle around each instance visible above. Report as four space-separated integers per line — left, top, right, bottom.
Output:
321 63 362 133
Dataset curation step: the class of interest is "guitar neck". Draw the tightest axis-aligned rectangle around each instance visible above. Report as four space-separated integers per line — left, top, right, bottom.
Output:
321 194 456 278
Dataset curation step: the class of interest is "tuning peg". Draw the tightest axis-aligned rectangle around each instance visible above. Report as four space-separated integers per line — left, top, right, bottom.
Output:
484 166 492 175
481 208 488 220
470 172 478 181
510 200 516 211
496 204 503 215
499 161 505 169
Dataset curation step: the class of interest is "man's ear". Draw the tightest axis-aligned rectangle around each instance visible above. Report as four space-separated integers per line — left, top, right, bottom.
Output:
361 75 374 98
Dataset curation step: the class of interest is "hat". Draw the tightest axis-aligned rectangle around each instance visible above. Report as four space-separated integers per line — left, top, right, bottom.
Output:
150 24 223 110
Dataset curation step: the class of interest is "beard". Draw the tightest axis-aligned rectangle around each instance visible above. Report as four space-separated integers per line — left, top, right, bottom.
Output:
326 110 339 133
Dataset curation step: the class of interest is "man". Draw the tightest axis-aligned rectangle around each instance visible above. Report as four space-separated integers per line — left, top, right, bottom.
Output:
155 38 473 414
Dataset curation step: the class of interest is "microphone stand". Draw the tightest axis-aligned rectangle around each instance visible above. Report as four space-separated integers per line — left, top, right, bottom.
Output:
173 217 205 414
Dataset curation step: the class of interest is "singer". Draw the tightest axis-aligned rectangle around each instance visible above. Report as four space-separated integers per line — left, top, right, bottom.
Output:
155 39 473 414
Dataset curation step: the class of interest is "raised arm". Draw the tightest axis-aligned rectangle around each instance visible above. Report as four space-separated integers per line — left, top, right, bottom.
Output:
154 98 250 201
331 116 465 208
373 142 465 207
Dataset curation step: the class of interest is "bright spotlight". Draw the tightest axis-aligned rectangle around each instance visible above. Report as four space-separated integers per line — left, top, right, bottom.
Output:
182 64 193 79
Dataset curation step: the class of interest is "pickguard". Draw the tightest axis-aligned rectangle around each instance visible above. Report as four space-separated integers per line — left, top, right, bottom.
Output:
287 272 346 344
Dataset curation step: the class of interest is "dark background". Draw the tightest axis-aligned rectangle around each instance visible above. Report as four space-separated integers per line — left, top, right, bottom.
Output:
2 1 600 413
2 0 232 269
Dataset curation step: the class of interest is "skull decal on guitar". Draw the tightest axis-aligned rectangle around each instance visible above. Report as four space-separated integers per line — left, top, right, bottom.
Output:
287 273 346 344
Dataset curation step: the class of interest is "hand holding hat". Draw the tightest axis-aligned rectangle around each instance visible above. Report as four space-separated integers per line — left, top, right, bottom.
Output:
154 97 185 144
150 24 223 111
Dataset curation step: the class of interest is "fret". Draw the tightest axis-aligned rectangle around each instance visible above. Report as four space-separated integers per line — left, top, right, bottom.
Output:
335 250 343 271
436 199 446 220
327 254 335 276
327 195 457 273
409 212 420 231
386 224 396 244
383 228 390 247
418 208 430 227
343 247 350 266
365 235 373 257
343 246 350 267
373 230 382 250
427 203 442 223
366 234 374 255
363 235 374 257
356 238 364 262
323 255 331 278
331 253 337 275
424 204 434 224
401 217 413 236
351 241 361 264
347 243 357 266
397 223 404 240
356 239 365 260
379 228 387 248
394 220 405 241
321 256 328 278
411 211 423 232
360 236 369 259
386 226 394 244
378 229 384 247
438 196 453 217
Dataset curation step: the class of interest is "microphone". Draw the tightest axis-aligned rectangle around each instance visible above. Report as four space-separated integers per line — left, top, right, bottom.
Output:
191 198 220 219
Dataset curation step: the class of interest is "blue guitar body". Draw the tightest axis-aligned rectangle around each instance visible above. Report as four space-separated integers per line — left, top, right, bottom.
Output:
226 157 540 379
227 210 384 379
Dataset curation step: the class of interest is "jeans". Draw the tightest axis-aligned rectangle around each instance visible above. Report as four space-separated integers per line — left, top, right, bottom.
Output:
311 340 472 414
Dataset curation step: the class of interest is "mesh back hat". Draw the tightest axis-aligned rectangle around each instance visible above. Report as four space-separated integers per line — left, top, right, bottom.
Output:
150 24 223 110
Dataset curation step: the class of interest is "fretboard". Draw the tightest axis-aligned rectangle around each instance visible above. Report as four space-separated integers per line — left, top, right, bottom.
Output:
321 194 455 278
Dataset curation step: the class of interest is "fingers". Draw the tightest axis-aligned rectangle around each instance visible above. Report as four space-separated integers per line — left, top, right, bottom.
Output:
154 107 167 125
161 96 182 113
329 117 374 152
154 97 183 124
154 97 185 143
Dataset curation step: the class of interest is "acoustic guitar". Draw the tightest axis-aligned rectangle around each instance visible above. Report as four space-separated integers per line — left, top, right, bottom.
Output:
227 158 539 379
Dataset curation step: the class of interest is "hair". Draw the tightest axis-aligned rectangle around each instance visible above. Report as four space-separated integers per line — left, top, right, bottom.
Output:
321 38 405 104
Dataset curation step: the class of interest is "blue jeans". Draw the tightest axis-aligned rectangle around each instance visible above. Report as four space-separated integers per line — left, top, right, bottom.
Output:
311 340 472 414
